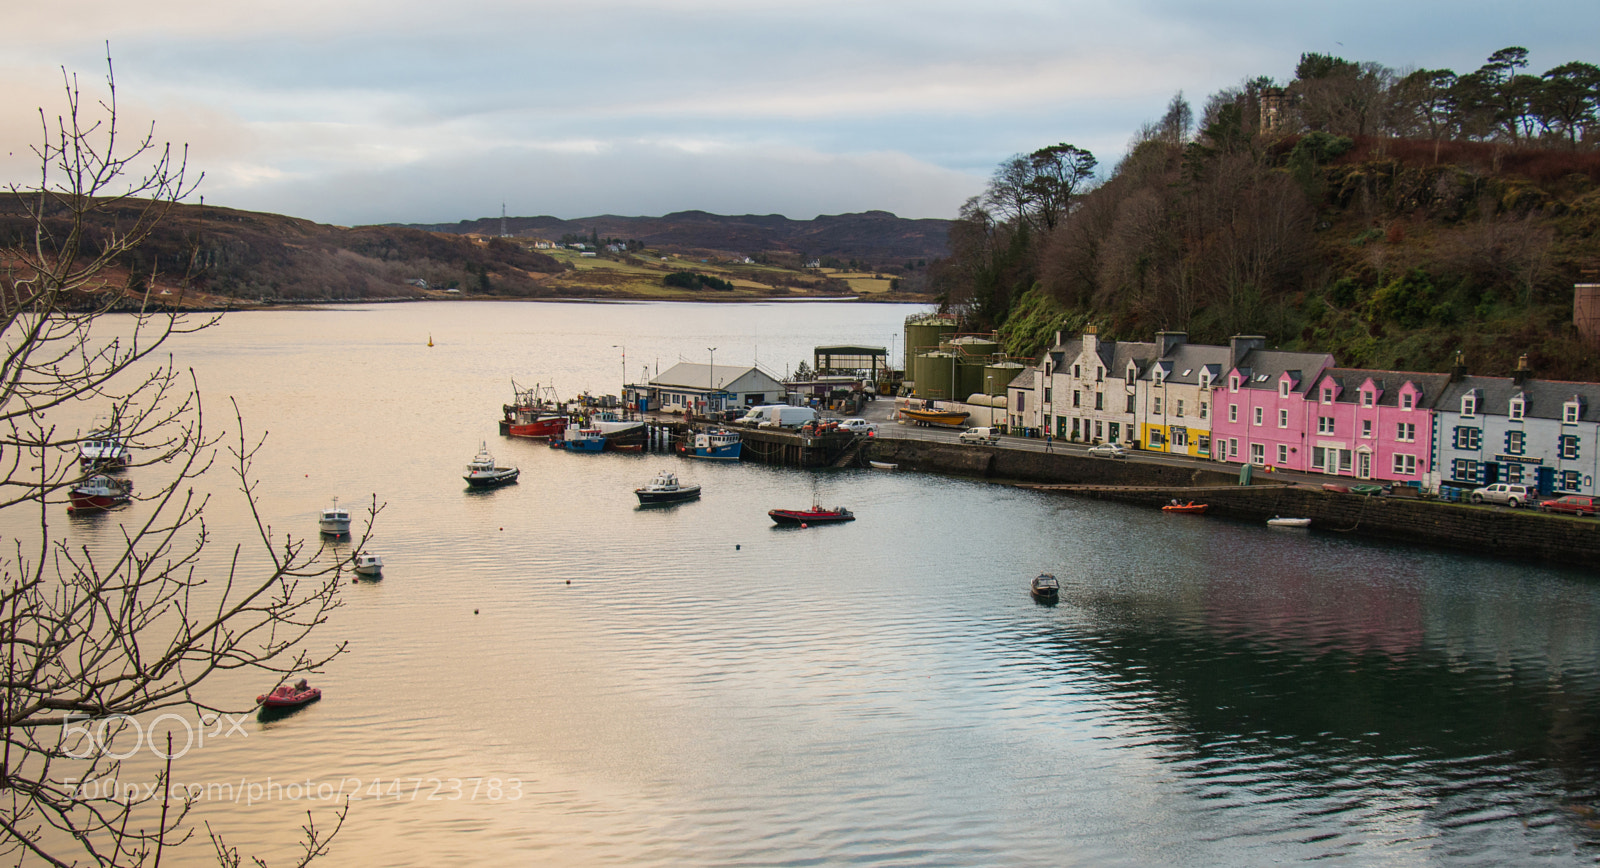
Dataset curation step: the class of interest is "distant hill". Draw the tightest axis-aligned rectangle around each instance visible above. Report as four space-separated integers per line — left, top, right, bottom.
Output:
399 210 953 266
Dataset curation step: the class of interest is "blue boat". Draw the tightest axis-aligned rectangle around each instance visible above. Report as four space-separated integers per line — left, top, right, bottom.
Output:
562 428 608 453
681 428 741 461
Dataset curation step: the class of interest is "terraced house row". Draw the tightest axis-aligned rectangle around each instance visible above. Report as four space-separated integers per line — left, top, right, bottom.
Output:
1005 328 1600 497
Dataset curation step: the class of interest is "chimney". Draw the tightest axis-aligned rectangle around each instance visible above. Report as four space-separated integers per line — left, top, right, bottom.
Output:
1513 354 1532 387
1156 330 1188 358
1449 350 1467 383
1228 335 1266 371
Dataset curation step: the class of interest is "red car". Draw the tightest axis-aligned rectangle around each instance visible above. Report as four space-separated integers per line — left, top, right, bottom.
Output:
1540 495 1598 516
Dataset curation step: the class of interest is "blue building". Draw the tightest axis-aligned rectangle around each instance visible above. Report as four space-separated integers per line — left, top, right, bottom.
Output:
1431 360 1600 497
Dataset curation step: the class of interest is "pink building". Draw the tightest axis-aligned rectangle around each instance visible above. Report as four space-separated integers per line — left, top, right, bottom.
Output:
1210 341 1335 471
1300 368 1449 483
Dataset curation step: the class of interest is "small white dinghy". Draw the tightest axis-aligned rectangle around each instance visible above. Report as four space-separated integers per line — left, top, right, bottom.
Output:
353 553 384 577
1267 516 1311 528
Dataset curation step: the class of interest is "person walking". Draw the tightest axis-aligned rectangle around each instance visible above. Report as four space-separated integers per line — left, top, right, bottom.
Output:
1044 431 1053 452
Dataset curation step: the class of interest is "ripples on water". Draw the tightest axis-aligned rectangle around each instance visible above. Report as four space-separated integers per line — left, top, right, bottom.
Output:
30 303 1600 865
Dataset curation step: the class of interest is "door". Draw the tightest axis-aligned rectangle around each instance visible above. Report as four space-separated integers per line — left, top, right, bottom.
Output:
1358 451 1371 479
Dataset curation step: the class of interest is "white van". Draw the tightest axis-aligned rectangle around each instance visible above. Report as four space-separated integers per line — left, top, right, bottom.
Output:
958 426 1001 445
739 405 819 429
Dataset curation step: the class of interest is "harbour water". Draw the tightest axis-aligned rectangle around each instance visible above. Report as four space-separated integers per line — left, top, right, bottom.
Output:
33 301 1600 865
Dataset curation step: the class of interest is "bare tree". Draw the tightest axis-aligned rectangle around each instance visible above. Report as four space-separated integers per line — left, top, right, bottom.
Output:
0 54 361 866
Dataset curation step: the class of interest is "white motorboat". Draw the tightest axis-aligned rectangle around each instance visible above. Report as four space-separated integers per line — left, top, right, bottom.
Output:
464 442 520 487
79 423 132 471
353 553 384 576
635 469 701 505
319 497 351 535
868 461 897 470
1267 516 1311 528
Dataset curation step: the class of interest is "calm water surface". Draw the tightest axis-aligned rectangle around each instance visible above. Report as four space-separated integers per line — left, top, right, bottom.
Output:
38 302 1600 865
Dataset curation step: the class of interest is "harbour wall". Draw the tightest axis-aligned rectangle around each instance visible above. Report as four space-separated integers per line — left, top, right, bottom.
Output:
866 439 1600 567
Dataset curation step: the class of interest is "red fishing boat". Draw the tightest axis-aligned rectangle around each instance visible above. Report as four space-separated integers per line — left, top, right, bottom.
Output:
257 679 321 709
499 384 569 439
1161 500 1209 514
67 475 133 513
769 504 855 526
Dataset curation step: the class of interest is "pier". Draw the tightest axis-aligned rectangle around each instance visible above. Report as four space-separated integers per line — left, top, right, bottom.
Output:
642 418 871 467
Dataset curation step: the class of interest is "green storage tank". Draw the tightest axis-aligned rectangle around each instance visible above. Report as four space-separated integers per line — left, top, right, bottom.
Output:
983 362 1025 396
957 359 986 400
948 335 1000 362
916 351 956 400
904 315 956 362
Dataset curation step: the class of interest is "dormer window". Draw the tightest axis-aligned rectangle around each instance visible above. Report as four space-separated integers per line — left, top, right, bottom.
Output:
1564 401 1581 424
1279 380 1290 398
1230 375 1240 393
1321 387 1333 404
1360 391 1374 407
1128 366 1137 382
1200 372 1212 389
1153 368 1164 385
1072 364 1080 379
1402 393 1414 411
1462 395 1476 417
1510 397 1525 421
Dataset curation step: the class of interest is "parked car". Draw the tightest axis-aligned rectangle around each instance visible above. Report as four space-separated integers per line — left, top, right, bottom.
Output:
1540 494 1598 516
1087 443 1129 459
1469 482 1535 508
957 427 1001 445
836 418 878 435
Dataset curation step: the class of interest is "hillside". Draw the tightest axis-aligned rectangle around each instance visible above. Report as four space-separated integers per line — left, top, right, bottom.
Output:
0 200 940 306
403 210 952 267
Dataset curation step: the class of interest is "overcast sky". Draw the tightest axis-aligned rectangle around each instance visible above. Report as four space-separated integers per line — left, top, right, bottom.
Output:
3 1 1595 227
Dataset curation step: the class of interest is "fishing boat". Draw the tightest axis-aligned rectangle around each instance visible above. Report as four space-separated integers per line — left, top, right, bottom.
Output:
500 383 569 439
635 470 701 505
353 553 384 576
899 405 970 428
257 679 321 709
79 423 132 471
1161 501 1209 514
319 498 351 535
1267 516 1311 528
1030 573 1060 602
681 428 741 461
1349 483 1387 495
67 475 133 513
464 442 520 487
768 504 855 526
589 411 646 451
561 428 608 453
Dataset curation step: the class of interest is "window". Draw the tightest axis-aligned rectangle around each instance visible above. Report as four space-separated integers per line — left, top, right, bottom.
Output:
1228 438 1239 457
1277 444 1289 464
1510 398 1525 421
1318 416 1335 434
1339 450 1353 472
1200 373 1212 389
1562 470 1583 492
1253 407 1263 426
1153 397 1163 415
1148 428 1166 446
1396 422 1414 442
1321 387 1333 403
1453 427 1481 450
1153 368 1164 384
1200 402 1208 420
1360 391 1374 407
1096 367 1104 382
1362 419 1373 438
1094 420 1102 438
1176 400 1185 418
1561 434 1580 460
1073 390 1081 408
1278 408 1289 428
1197 435 1211 455
1462 395 1477 417
1565 402 1581 424
1452 458 1479 481
1393 453 1417 475
1402 393 1414 411
1280 381 1291 398
1229 404 1238 423
1126 394 1135 413
1250 443 1265 465
1230 376 1240 393
1504 463 1524 484
1072 364 1080 379
1014 391 1025 411
1505 430 1524 455
1094 392 1103 411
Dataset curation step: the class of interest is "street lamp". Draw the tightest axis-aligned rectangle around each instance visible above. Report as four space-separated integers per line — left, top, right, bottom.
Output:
612 344 626 415
707 347 716 416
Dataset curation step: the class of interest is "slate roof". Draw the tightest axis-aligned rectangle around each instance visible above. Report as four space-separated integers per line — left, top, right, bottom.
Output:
1144 343 1232 386
1309 368 1453 408
1231 350 1336 393
1436 374 1600 422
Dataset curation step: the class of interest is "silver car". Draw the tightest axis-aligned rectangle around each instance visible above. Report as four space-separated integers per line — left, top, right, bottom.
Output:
1087 443 1128 459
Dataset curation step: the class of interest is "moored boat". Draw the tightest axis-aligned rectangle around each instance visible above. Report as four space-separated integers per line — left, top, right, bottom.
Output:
1267 516 1311 528
1030 572 1060 602
1161 500 1209 514
769 504 855 526
464 442 520 487
67 475 133 513
590 412 646 451
900 405 971 428
560 428 608 452
868 461 898 471
353 553 384 576
319 498 351 535
680 428 741 461
500 384 569 439
635 469 701 505
79 422 132 471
